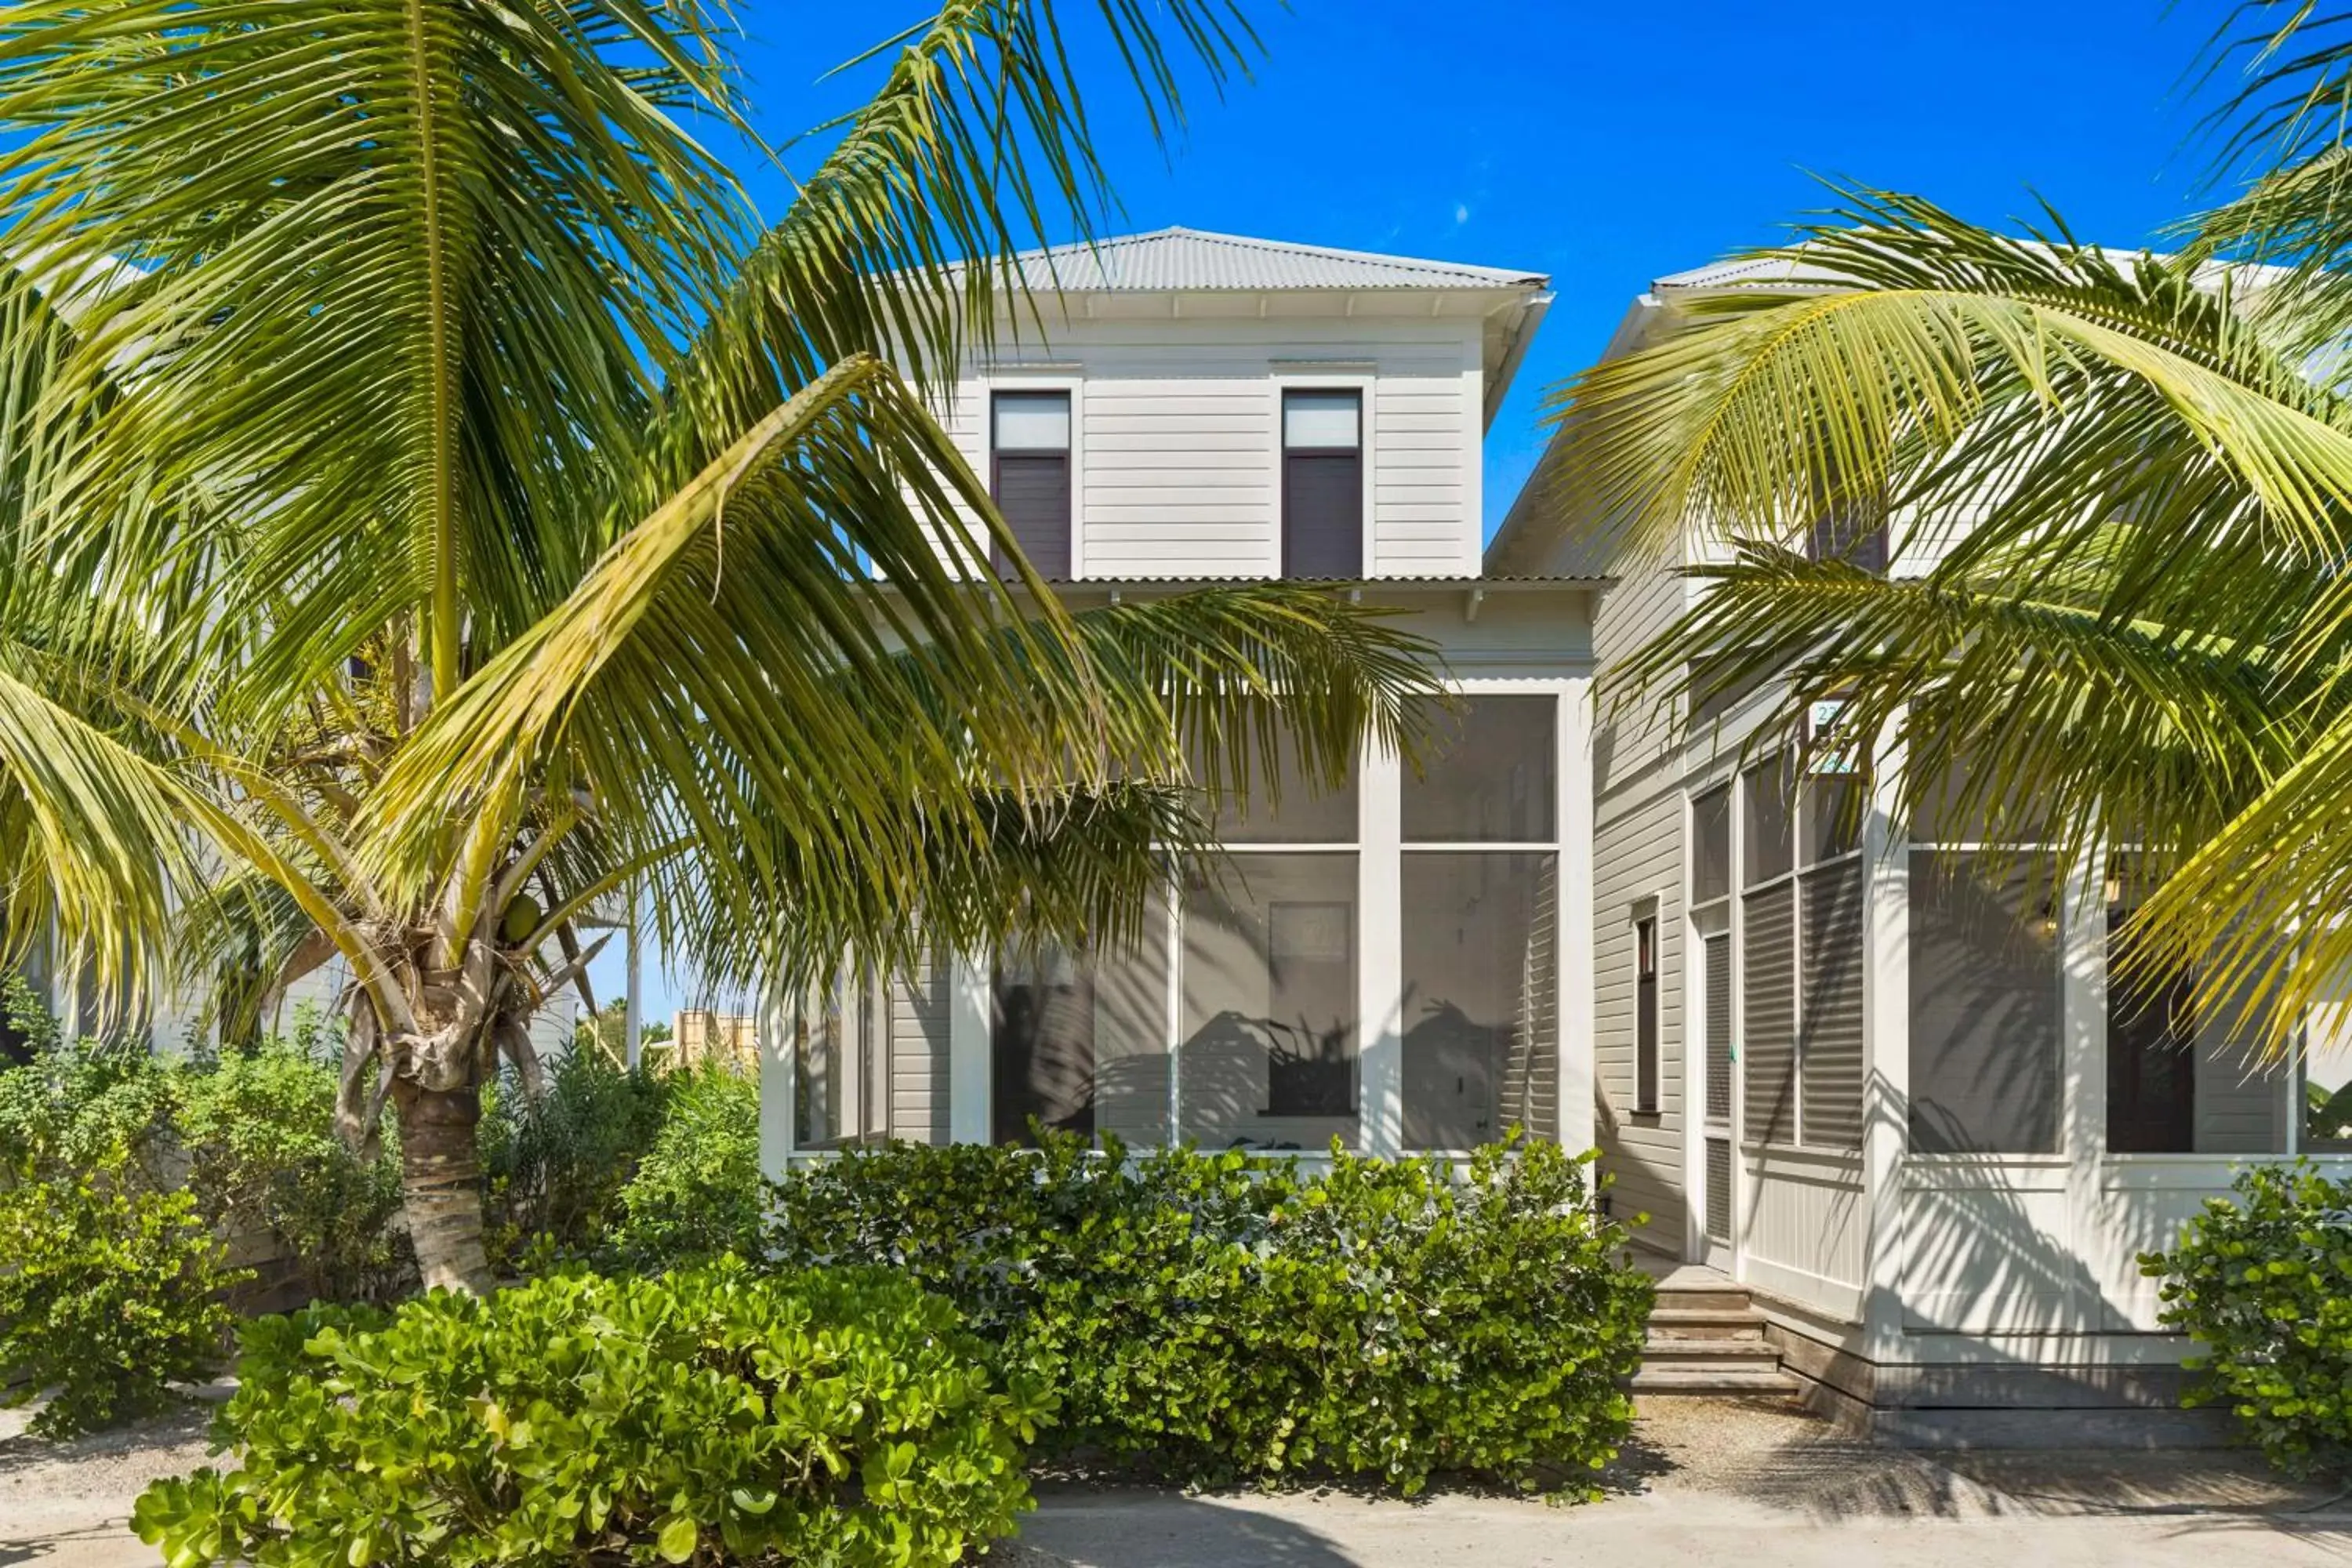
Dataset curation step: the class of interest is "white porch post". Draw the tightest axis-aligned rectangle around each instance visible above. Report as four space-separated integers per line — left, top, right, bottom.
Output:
2061 837 2107 1324
1860 719 1910 1363
947 954 991 1144
1359 732 1405 1156
1558 671 1598 1158
756 985 795 1181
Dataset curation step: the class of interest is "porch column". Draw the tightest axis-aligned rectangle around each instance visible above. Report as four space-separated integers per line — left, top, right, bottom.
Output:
756 984 796 1181
1860 719 1910 1364
947 954 991 1144
1559 670 1597 1158
1358 733 1404 1156
2060 838 2108 1325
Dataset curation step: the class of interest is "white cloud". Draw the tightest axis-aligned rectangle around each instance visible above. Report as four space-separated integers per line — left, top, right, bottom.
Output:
1453 202 1471 226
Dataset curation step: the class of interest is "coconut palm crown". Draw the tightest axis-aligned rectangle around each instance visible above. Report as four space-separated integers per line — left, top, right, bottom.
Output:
0 0 1439 1290
1546 2 2352 1058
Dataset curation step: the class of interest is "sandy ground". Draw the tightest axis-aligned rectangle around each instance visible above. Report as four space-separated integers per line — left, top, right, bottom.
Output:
2 1391 2345 1566
0 1390 219 1568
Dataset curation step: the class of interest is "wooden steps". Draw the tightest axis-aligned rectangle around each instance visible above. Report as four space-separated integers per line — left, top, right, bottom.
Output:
1628 1267 1800 1398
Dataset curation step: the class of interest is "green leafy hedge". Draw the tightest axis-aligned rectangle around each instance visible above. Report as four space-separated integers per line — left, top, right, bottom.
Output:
764 1131 1650 1494
132 1260 1049 1568
0 1177 242 1438
2144 1162 2352 1475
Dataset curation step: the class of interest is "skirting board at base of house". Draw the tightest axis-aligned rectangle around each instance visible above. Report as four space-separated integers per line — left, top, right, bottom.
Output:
1760 1321 2241 1450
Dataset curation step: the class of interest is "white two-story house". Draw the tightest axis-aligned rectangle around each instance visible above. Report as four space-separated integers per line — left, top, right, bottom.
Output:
754 228 1607 1174
1488 253 2352 1443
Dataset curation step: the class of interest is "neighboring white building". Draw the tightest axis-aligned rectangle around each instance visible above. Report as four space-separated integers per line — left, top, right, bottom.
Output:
757 228 1606 1171
1486 254 2350 1443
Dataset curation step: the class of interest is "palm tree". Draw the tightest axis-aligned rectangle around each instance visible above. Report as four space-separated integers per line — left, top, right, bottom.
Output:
1547 2 2352 1057
0 0 1437 1292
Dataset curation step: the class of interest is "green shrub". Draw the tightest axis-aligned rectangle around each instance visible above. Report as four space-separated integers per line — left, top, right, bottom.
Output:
132 1259 1050 1568
2143 1162 2352 1475
176 1029 412 1305
0 977 177 1182
764 1132 1650 1494
0 1176 242 1437
611 1065 763 1265
0 993 411 1307
480 1045 670 1271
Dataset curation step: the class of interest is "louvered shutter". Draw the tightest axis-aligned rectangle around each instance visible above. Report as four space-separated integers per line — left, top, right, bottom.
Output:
1741 882 1796 1145
991 452 1071 579
1799 862 1867 1148
1704 931 1733 1121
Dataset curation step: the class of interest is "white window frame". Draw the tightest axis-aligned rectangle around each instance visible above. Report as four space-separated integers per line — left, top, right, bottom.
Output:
1269 366 1375 581
978 370 1087 580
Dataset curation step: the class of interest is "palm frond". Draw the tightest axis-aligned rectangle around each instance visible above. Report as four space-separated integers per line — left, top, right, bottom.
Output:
0 0 760 708
1551 188 2350 589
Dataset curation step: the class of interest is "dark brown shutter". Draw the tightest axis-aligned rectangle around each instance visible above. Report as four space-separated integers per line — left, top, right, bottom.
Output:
1741 881 1795 1145
1635 919 1659 1113
991 451 1071 579
1282 450 1362 577
1799 861 1867 1149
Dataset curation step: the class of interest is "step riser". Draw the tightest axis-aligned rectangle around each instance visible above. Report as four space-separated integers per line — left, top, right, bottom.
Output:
1648 1323 1764 1342
1642 1355 1785 1374
1628 1370 1800 1395
1652 1289 1755 1314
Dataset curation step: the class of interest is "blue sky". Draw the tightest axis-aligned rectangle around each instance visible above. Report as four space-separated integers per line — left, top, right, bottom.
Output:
597 0 2252 1022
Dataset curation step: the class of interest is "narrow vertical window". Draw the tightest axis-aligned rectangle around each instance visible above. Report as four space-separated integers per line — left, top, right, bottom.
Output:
1281 390 1362 579
1635 916 1660 1114
990 390 1071 579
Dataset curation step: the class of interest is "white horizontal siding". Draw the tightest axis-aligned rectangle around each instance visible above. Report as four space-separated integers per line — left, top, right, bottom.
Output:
918 317 1482 579
891 950 952 1145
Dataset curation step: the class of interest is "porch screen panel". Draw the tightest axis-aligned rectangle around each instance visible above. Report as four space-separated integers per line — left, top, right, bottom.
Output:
1741 881 1796 1145
1180 854 1359 1150
1907 853 2060 1152
1703 931 1733 1122
991 949 1095 1143
990 927 1170 1149
1401 853 1555 1149
1798 860 1867 1149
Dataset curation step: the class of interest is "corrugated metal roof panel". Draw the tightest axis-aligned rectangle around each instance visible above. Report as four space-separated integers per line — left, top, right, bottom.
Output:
983 227 1547 293
1025 573 1608 586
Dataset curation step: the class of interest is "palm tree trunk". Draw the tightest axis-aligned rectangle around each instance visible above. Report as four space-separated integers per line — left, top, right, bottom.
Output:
394 1078 492 1294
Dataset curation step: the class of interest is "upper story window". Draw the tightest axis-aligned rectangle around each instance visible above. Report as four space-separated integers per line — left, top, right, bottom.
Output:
990 390 1071 579
1281 389 1363 579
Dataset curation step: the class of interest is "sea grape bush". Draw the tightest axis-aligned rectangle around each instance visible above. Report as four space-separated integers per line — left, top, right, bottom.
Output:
2144 1162 2352 1475
762 1131 1651 1494
132 1260 1048 1568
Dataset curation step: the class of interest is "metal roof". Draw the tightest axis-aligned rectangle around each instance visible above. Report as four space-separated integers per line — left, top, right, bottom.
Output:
984 227 1548 293
1016 574 1608 589
1649 245 2294 297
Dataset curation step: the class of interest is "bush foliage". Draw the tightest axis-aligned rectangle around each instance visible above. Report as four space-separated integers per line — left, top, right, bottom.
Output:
479 1044 670 1271
611 1065 763 1265
2144 1162 2352 1475
0 1177 242 1438
132 1261 1048 1568
762 1131 1651 1494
